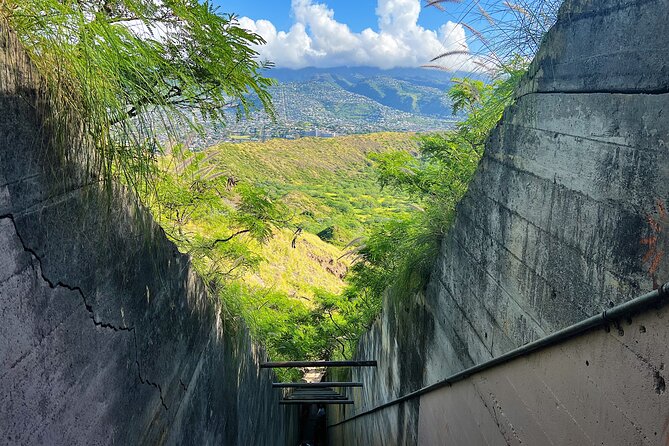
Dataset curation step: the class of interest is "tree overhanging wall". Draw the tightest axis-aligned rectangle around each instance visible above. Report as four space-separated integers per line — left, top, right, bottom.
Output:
0 23 295 446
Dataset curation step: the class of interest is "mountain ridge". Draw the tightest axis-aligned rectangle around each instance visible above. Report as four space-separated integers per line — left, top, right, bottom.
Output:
268 67 460 118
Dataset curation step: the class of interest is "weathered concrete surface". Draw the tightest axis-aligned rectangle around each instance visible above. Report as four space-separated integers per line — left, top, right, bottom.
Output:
332 299 669 445
330 0 669 443
0 24 295 445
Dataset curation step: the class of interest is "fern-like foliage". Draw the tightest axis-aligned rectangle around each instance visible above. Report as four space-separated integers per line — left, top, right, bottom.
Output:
1 0 275 186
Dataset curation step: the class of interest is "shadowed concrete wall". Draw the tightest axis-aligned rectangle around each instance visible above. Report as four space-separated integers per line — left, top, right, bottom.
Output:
0 24 295 445
330 0 669 443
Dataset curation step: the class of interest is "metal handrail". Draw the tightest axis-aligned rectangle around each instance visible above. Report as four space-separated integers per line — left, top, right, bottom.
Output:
261 360 377 368
328 282 669 428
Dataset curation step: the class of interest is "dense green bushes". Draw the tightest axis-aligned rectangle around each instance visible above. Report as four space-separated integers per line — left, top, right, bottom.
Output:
142 134 417 378
141 68 527 375
345 64 527 307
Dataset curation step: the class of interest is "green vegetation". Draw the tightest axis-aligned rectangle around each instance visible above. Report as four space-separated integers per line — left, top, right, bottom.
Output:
143 63 524 376
143 71 527 378
4 0 545 382
340 76 450 117
346 64 527 306
1 0 273 185
143 133 418 378
204 133 418 244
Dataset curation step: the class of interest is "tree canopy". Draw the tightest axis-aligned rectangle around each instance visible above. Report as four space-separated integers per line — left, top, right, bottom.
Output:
1 0 275 183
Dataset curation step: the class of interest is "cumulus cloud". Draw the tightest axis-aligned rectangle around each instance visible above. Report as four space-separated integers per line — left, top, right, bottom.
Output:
238 0 474 70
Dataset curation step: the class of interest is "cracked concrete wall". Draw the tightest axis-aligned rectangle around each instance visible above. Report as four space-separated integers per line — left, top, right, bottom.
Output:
330 0 669 443
0 24 295 445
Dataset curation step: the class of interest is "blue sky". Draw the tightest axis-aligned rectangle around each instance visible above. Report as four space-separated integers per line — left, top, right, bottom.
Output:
210 0 484 70
213 0 461 34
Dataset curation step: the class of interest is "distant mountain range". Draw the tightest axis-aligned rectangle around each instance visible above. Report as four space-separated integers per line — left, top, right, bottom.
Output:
268 67 460 118
190 67 474 147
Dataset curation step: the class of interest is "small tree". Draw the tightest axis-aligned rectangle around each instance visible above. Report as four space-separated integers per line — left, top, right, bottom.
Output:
145 148 291 285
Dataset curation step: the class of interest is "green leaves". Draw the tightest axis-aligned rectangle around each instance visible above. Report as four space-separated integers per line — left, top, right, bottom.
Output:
448 78 488 115
238 285 374 373
138 134 418 370
143 149 289 289
347 65 528 307
2 0 275 185
369 151 436 197
234 184 288 243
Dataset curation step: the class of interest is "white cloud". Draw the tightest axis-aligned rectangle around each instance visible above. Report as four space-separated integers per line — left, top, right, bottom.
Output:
238 0 475 70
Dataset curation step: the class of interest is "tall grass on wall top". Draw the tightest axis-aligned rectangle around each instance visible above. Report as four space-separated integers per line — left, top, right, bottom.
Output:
0 0 275 189
423 0 560 75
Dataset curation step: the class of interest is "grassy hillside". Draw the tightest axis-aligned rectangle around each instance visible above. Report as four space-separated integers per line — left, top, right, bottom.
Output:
201 132 417 300
148 131 417 301
245 229 348 300
211 132 418 181
144 132 419 371
332 75 452 117
207 132 418 246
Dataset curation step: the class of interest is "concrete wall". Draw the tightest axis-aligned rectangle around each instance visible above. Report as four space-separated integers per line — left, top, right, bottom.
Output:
330 0 669 443
0 24 295 445
331 292 669 445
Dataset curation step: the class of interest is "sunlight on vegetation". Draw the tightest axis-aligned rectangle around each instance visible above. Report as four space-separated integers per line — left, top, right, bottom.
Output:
141 64 527 377
3 0 556 381
0 0 274 187
142 133 418 379
346 61 527 307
